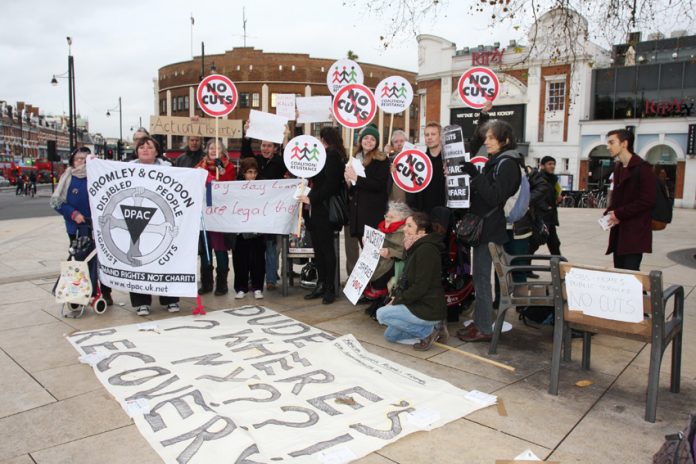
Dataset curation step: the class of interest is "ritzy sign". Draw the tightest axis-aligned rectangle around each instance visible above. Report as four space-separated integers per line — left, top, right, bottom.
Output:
644 99 694 117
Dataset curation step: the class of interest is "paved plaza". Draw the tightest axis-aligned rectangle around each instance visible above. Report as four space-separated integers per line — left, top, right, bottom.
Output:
0 207 694 464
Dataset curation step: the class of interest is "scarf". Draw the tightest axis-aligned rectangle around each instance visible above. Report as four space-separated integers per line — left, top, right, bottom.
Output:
378 219 405 234
50 164 86 210
403 233 424 251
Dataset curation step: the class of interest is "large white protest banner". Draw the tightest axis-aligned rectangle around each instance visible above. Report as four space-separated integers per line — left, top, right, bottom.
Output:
87 159 206 297
343 226 385 305
68 306 487 463
204 179 303 234
246 109 287 144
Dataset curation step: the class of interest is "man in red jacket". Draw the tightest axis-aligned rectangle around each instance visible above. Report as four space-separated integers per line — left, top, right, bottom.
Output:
604 129 656 271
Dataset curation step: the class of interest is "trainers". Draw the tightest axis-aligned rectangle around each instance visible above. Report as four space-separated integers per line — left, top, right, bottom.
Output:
166 303 180 313
235 291 246 299
136 305 150 316
266 282 277 291
254 290 264 299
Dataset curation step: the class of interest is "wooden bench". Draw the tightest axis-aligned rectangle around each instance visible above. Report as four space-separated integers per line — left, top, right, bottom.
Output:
488 243 562 355
548 259 684 422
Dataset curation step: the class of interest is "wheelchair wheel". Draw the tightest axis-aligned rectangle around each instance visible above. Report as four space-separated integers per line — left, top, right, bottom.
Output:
93 298 108 315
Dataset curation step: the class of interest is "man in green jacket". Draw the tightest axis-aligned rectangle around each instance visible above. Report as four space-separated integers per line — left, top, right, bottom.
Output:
376 212 448 351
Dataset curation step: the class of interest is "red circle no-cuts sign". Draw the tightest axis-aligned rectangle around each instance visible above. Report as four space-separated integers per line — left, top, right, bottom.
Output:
332 84 376 129
457 67 499 109
196 74 238 117
392 149 433 193
469 155 489 173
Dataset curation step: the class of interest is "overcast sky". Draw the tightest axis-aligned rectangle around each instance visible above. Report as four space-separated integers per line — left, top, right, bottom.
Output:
3 0 689 140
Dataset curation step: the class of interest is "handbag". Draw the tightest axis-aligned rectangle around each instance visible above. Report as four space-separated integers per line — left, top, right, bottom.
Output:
324 183 349 230
455 208 497 247
55 249 96 305
653 411 696 464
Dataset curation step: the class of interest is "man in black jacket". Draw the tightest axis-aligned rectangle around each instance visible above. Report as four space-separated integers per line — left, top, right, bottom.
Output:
174 136 204 168
406 122 446 215
529 156 561 257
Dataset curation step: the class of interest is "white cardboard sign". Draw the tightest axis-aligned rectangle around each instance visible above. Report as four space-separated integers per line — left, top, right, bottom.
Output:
283 135 327 178
296 96 332 123
343 226 385 305
275 94 296 120
565 268 644 323
246 109 287 144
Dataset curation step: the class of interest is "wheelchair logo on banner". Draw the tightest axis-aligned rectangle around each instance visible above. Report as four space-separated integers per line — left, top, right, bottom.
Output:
99 188 178 267
391 149 433 193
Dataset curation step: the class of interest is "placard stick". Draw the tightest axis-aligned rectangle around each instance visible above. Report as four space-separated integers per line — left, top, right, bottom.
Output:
347 128 355 163
433 342 516 372
215 117 220 180
296 178 305 237
387 113 394 149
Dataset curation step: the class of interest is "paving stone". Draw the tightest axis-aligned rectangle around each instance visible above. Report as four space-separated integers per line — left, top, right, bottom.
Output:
32 363 103 401
0 350 55 418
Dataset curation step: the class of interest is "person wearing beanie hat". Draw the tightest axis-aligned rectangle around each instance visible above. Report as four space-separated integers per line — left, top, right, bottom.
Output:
345 124 389 244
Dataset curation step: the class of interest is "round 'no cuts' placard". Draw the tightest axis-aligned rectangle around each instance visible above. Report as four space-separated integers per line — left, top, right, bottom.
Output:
332 84 376 129
375 76 414 114
457 67 499 109
283 135 326 178
196 74 238 117
391 149 433 193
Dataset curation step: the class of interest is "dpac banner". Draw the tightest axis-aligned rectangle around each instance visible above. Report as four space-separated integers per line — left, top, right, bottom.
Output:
68 307 488 463
87 159 206 297
343 226 385 305
204 179 303 234
442 125 471 209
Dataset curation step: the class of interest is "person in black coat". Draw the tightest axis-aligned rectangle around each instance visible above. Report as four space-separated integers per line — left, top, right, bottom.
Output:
458 120 521 342
345 125 390 241
174 136 204 168
299 127 346 304
406 122 446 215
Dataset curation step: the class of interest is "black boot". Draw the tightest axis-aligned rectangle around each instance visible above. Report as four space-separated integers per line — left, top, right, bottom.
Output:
322 285 336 305
214 270 229 296
304 283 325 300
198 265 214 294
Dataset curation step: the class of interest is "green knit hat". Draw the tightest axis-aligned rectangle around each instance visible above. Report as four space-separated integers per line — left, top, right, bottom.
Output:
358 124 380 143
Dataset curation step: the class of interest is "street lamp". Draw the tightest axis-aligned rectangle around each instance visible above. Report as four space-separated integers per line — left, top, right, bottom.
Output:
50 37 77 154
106 97 123 160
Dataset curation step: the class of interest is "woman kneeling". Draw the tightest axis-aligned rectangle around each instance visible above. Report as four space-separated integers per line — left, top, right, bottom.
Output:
376 212 448 351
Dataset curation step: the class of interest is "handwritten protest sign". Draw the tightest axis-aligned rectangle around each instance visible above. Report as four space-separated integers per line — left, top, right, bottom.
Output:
149 116 242 138
343 226 385 305
375 76 414 114
565 268 644 323
457 67 499 109
68 307 487 463
443 125 471 208
283 135 326 178
87 159 206 297
246 110 287 144
391 149 433 194
326 58 364 95
296 96 332 123
204 179 302 234
275 94 296 120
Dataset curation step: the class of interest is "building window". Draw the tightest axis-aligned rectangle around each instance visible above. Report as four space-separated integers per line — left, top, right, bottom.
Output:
321 66 325 72
279 65 283 71
562 158 569 171
547 80 566 112
239 93 250 108
249 65 253 71
291 65 296 71
184 96 189 110
160 99 166 114
271 93 278 108
252 93 260 108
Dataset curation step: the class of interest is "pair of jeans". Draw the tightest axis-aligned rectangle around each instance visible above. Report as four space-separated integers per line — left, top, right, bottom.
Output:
472 242 494 335
265 235 279 285
376 304 438 342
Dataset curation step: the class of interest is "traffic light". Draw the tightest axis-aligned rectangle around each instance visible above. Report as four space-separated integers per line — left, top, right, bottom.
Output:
107 148 114 159
117 140 123 160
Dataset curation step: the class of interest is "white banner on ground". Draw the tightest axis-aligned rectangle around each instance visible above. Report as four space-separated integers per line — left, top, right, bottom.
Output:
86 159 206 297
343 226 385 305
204 179 302 234
275 94 296 120
246 110 287 144
67 306 486 464
296 96 332 123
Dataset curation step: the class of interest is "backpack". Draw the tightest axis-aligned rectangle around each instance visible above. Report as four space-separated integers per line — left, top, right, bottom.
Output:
653 412 696 464
630 161 673 231
495 155 529 224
